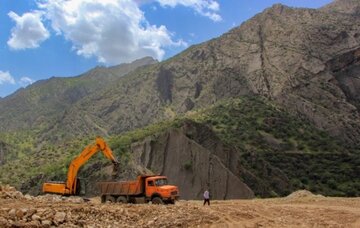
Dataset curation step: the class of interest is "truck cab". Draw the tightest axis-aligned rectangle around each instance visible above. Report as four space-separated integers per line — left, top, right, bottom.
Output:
145 176 179 204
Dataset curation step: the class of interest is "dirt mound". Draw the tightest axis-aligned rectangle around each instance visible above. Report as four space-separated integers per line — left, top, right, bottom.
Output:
0 185 84 203
0 185 24 200
0 201 218 227
0 185 216 227
286 190 324 199
35 194 84 203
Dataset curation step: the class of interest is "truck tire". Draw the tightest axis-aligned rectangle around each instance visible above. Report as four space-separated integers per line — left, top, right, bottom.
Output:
101 195 106 203
167 199 175 205
105 195 116 203
152 197 164 205
117 196 127 204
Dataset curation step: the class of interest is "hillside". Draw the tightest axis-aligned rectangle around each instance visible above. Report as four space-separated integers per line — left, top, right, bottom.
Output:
0 0 360 198
1 97 359 198
0 57 157 134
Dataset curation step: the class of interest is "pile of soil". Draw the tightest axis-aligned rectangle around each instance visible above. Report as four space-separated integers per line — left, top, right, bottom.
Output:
285 190 325 199
0 185 217 227
0 185 24 200
1 185 359 227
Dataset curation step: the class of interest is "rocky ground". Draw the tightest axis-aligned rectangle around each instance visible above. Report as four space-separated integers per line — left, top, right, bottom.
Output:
1 185 360 227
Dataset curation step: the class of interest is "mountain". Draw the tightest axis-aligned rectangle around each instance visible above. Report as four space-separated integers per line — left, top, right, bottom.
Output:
321 0 360 14
0 57 157 136
0 0 360 198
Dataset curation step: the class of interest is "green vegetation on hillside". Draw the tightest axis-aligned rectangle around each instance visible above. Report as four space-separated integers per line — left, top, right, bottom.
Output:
0 96 359 197
190 97 359 196
107 96 359 197
192 97 348 154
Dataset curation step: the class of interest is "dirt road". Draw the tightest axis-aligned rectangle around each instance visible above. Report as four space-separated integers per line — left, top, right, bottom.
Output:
1 186 359 227
204 197 360 228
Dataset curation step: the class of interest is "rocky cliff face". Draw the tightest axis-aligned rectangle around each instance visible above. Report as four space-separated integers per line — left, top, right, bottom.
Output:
156 2 360 145
130 121 255 200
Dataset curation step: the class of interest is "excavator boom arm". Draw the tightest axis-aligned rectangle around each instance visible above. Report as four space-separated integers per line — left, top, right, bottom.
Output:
43 136 118 195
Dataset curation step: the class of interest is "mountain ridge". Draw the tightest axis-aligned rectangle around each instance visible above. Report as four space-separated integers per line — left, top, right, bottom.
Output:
0 57 157 132
0 0 360 198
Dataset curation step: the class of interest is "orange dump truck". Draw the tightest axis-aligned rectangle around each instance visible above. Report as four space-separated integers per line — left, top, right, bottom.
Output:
98 175 179 204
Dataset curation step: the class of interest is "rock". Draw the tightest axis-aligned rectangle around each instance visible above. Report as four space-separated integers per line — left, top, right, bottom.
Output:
13 191 23 199
54 211 66 224
36 208 46 215
8 208 16 218
64 196 84 203
35 194 62 202
0 185 25 199
0 217 7 225
26 208 37 218
42 220 52 226
7 186 16 192
26 220 41 226
24 194 33 200
31 214 41 221
16 209 25 219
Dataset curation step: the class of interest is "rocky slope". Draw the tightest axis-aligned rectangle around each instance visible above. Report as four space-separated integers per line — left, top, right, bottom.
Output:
130 123 255 200
0 57 157 134
0 0 360 198
54 0 360 145
321 0 360 14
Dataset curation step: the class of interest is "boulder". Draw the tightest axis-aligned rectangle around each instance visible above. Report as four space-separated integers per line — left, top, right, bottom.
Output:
54 211 66 224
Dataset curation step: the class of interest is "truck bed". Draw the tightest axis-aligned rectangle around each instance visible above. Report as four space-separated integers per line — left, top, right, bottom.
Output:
98 180 143 196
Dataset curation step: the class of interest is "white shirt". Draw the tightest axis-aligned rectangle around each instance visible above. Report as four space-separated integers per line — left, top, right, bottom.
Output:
204 190 209 199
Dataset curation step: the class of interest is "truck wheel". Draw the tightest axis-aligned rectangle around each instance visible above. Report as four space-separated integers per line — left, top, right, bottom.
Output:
101 195 106 203
105 195 116 203
117 196 127 204
152 197 164 205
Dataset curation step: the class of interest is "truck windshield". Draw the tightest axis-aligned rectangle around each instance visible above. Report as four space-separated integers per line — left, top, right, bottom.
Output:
155 178 168 186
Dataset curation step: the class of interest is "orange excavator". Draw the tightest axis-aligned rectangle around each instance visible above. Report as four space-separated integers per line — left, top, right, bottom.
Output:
42 136 119 195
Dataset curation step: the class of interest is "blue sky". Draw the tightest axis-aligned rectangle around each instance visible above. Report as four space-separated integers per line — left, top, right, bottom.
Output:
0 0 332 98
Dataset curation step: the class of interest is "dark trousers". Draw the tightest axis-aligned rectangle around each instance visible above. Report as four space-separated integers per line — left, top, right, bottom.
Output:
203 198 210 206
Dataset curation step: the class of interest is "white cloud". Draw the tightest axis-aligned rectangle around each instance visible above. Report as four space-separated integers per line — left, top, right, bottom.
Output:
7 11 50 50
7 0 218 65
0 71 16 85
19 77 35 87
155 0 222 21
37 0 186 65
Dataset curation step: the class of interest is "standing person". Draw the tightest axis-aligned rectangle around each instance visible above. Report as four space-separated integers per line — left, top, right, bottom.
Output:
203 189 210 206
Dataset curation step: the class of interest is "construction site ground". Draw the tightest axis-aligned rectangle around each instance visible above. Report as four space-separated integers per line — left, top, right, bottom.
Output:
1 186 360 227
